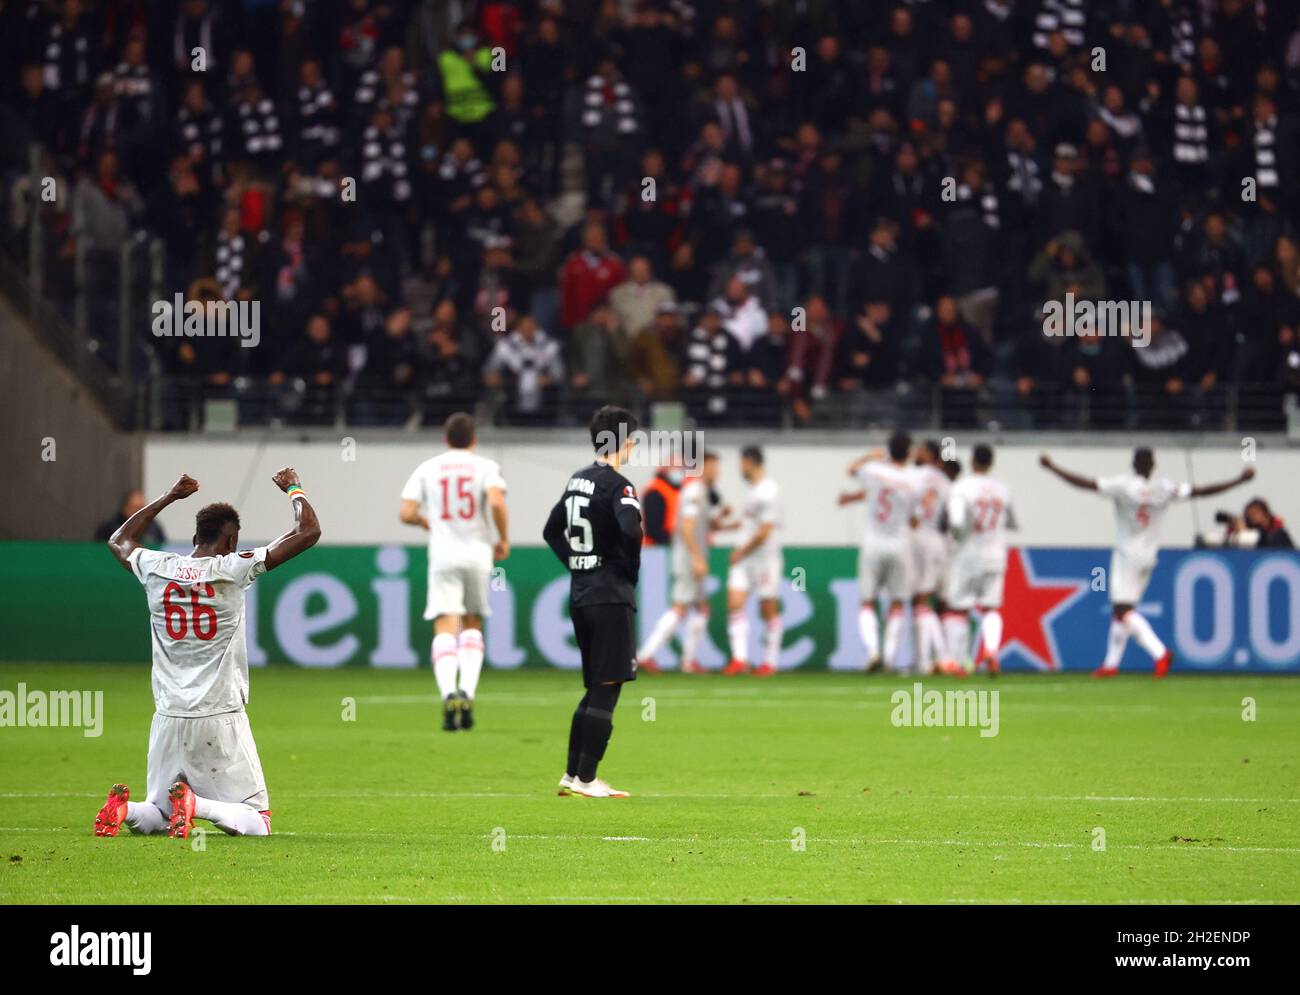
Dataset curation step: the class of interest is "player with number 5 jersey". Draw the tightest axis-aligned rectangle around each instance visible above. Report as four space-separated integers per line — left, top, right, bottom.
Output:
839 431 919 673
1040 446 1253 678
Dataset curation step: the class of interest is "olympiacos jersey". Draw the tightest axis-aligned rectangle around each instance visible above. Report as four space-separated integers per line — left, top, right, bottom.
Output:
946 474 1014 569
401 449 507 566
129 546 267 717
1097 474 1191 564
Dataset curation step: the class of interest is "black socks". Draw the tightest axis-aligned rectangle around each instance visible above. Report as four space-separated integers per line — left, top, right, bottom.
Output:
575 683 622 782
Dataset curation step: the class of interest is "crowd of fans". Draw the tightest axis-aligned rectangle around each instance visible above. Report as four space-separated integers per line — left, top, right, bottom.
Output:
4 0 1300 431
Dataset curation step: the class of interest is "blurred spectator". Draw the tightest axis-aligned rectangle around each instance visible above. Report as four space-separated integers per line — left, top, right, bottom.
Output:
609 255 674 340
484 314 563 424
569 302 633 408
561 221 625 331
627 301 684 403
94 489 166 545
923 295 989 428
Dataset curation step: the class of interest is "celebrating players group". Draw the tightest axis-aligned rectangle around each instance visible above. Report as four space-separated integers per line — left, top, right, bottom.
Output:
91 407 1256 822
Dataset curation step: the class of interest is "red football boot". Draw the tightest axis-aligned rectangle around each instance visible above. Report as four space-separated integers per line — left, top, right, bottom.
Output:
93 783 130 837
681 659 707 674
722 658 750 676
753 663 777 677
1092 665 1119 679
638 657 662 675
1153 649 1174 678
167 779 197 839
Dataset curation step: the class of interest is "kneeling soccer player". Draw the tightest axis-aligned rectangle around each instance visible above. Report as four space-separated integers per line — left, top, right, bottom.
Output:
94 468 320 838
543 405 643 798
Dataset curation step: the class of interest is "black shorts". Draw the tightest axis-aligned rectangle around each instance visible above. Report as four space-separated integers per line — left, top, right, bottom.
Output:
572 603 637 688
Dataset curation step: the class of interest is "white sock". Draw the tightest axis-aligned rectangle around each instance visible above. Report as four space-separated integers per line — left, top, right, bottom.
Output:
433 633 459 698
883 607 905 669
1103 618 1128 670
194 795 270 836
914 606 937 674
943 612 971 666
858 605 880 663
762 616 783 667
638 608 682 661
681 610 707 667
1122 610 1166 659
924 607 946 668
727 611 749 663
981 610 1003 656
458 628 484 699
125 801 168 835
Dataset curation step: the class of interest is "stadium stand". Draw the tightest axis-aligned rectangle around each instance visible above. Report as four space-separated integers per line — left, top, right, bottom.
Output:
2 0 1299 433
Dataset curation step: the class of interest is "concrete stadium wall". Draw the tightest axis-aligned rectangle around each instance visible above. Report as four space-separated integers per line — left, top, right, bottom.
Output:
142 432 1296 548
0 296 142 540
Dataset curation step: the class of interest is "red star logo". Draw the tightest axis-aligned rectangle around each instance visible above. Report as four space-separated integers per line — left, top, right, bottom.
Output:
1000 548 1090 670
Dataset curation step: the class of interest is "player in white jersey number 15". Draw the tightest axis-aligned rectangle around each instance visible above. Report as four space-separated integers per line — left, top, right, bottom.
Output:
93 467 321 839
1041 447 1253 677
400 413 509 731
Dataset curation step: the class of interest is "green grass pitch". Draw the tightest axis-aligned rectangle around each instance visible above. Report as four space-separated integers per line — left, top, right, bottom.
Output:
2 662 1297 904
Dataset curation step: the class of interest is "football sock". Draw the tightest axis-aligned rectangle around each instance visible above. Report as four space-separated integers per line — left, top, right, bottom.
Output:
925 605 947 670
980 610 1003 656
457 628 484 699
566 691 590 778
194 795 270 836
914 605 938 674
762 615 783 667
638 608 682 662
727 611 749 664
1103 618 1129 670
1122 610 1166 659
577 684 622 782
858 605 880 662
432 633 459 699
124 801 168 835
883 606 905 669
943 612 971 667
681 609 708 666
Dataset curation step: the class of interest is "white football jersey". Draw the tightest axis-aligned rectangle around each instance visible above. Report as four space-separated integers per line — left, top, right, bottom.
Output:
853 460 916 543
672 476 713 558
737 476 782 551
909 463 951 535
128 546 267 717
947 473 1014 568
1097 474 1191 563
401 449 507 566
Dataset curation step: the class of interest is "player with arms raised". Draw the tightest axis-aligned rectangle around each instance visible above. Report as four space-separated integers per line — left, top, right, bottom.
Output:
400 412 509 730
945 444 1013 675
839 431 918 672
94 468 320 838
543 405 643 798
1040 447 1253 676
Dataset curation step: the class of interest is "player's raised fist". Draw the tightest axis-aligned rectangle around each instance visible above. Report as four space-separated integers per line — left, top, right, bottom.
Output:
1038 454 1053 468
272 467 302 492
168 474 199 500
1241 466 1256 481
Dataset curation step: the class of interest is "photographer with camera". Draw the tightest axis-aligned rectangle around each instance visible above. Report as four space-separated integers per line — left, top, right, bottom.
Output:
1206 499 1294 549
